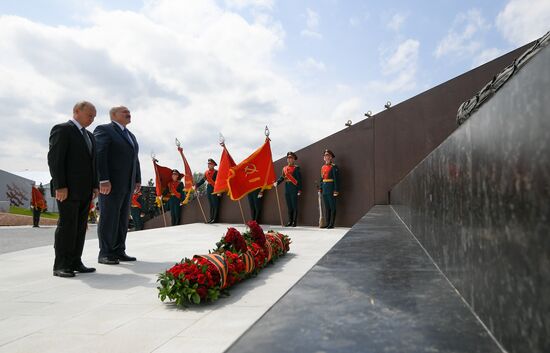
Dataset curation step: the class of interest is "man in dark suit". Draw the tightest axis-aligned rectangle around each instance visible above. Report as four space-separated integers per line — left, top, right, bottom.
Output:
94 106 141 265
48 101 99 277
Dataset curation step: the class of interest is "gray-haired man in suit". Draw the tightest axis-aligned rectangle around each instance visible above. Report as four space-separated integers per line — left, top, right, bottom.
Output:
94 106 141 265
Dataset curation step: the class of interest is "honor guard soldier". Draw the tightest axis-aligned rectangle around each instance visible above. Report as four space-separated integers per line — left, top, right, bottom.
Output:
319 149 339 228
274 151 302 227
130 188 144 230
247 189 263 222
164 169 185 226
31 184 47 228
195 158 221 223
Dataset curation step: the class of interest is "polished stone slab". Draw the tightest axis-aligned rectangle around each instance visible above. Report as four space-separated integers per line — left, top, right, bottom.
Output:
227 206 501 353
0 223 348 353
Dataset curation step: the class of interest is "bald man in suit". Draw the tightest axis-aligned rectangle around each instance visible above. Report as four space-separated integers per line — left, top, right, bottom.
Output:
94 106 141 265
48 101 99 277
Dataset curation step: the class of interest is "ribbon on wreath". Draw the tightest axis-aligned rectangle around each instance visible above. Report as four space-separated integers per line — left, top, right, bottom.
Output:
194 254 229 289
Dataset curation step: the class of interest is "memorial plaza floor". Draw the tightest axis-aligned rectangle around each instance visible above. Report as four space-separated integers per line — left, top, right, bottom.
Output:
0 221 348 353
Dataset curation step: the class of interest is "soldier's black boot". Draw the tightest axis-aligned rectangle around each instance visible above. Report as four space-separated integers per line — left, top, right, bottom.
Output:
285 210 293 227
211 207 219 224
291 210 297 227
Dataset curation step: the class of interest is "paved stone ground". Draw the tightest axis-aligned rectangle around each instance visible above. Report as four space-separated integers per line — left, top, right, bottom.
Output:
0 223 348 353
0 224 98 255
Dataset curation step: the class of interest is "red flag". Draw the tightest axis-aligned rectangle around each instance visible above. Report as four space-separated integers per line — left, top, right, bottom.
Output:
177 147 194 204
31 186 46 210
213 145 236 194
227 138 276 201
153 159 174 196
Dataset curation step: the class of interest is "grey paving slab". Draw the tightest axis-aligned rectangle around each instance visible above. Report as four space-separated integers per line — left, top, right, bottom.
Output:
0 225 97 254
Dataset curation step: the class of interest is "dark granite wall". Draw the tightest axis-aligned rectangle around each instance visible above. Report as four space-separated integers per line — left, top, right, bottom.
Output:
373 42 534 204
391 46 550 353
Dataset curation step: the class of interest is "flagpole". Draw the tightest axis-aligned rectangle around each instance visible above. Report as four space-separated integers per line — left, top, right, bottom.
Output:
262 126 283 226
152 156 168 227
237 200 246 225
160 198 167 227
274 186 284 227
195 192 208 223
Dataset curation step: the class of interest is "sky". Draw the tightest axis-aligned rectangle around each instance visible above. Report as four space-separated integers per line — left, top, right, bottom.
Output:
0 0 548 185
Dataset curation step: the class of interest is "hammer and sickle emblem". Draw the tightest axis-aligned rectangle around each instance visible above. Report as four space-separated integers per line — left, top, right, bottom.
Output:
244 164 258 175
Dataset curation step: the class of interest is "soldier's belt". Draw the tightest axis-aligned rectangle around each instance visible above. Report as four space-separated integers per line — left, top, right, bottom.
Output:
322 179 334 182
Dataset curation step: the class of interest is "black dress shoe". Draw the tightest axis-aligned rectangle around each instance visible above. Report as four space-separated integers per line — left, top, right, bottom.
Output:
284 222 292 227
73 264 96 273
207 219 215 224
98 256 120 265
53 269 75 277
327 224 334 229
117 253 137 261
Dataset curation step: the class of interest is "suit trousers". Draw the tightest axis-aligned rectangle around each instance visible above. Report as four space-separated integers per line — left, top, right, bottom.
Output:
54 198 90 270
98 191 131 257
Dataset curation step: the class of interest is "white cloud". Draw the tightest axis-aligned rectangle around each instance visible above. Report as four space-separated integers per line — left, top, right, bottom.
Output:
349 17 360 27
387 13 407 32
434 9 489 58
0 0 348 183
224 0 274 10
366 39 420 94
300 29 322 39
298 57 326 72
330 98 363 125
300 8 322 39
305 8 319 28
496 0 550 45
382 39 419 75
349 12 370 28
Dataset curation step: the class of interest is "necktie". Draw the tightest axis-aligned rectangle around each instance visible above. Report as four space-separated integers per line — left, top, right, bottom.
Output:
81 128 92 154
123 128 134 148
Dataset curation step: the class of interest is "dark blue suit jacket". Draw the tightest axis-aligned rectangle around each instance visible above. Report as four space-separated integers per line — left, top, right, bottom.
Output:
93 122 141 194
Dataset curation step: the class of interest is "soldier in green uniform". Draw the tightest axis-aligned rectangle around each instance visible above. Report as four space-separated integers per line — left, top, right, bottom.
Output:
163 169 185 226
274 151 302 227
247 189 263 222
195 158 221 223
130 188 144 230
319 149 339 229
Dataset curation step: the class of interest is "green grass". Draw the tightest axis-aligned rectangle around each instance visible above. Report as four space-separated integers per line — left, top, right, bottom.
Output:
9 206 59 220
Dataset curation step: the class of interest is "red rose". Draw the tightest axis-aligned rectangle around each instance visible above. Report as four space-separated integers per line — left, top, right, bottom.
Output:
196 286 208 299
247 220 266 246
197 274 206 284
